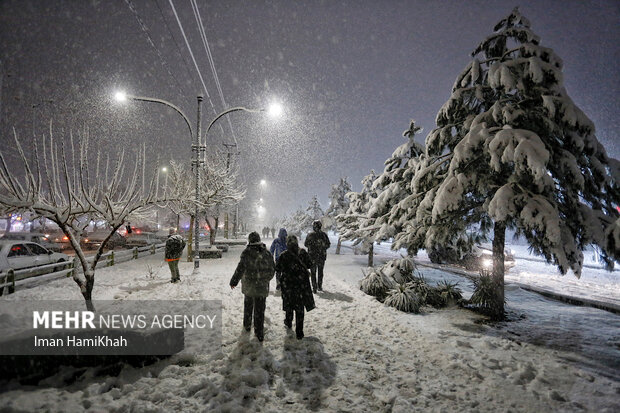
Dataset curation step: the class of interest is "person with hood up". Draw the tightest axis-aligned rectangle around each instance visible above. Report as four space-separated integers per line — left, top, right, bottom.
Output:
165 228 186 283
304 220 331 292
276 235 315 340
230 232 275 342
269 228 288 290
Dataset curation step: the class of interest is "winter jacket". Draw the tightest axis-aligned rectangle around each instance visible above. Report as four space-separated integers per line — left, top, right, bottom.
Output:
276 248 315 312
304 230 331 262
165 235 186 261
230 242 276 297
269 228 288 262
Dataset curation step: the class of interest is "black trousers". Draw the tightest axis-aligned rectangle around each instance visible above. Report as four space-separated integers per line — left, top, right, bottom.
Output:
285 307 305 338
243 296 266 338
310 260 325 291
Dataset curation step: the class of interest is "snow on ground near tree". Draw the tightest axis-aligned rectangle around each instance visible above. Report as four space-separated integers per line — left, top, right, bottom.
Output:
0 238 618 412
410 242 620 308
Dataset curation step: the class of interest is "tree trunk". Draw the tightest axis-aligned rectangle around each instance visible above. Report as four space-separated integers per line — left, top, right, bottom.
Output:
209 216 219 245
63 224 96 312
492 221 506 320
82 269 95 312
336 237 342 255
176 214 180 232
368 243 374 267
187 215 194 262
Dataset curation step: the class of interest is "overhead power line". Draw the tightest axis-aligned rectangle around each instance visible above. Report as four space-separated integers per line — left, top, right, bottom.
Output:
190 0 238 147
124 0 187 97
155 0 195 89
167 0 216 112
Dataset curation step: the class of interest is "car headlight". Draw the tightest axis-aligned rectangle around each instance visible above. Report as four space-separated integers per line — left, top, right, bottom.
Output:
482 258 493 269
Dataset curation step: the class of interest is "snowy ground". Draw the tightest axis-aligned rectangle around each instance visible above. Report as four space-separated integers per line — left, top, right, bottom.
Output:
0 237 618 412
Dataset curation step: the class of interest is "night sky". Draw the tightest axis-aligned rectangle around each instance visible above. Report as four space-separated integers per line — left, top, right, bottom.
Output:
1 0 618 220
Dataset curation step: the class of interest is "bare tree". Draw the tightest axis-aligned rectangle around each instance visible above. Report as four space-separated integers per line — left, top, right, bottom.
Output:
202 153 245 245
164 156 245 256
0 126 179 310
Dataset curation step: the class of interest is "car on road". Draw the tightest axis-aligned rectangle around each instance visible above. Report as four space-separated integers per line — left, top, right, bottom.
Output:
125 232 159 248
428 243 515 271
81 231 127 250
46 231 73 250
0 240 70 276
1 232 63 252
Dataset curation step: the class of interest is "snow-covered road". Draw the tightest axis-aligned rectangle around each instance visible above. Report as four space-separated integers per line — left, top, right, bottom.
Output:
0 240 618 412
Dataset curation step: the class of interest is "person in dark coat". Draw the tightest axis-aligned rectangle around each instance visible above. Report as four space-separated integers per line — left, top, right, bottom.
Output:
269 228 288 290
276 235 315 340
304 220 331 292
230 232 275 342
165 228 186 283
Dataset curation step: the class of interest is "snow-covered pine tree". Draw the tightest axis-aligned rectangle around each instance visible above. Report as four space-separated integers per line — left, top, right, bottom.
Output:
302 195 324 232
337 171 380 266
283 208 308 238
364 120 425 246
325 177 352 254
408 8 620 319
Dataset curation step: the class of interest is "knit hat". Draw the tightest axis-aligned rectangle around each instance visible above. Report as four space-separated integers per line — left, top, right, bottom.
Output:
248 231 261 244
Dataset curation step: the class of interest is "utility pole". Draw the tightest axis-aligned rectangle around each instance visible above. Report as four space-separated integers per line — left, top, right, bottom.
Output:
222 143 238 239
194 96 203 270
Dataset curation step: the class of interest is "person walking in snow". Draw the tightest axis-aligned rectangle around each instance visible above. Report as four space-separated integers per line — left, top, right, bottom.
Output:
270 228 288 290
230 231 275 342
276 235 315 340
165 228 186 283
271 227 276 238
304 220 331 292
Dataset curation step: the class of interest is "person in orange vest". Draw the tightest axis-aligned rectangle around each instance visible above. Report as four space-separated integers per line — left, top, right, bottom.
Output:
165 228 186 283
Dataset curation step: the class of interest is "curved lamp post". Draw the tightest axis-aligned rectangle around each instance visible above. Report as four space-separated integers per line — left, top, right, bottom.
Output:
115 91 283 270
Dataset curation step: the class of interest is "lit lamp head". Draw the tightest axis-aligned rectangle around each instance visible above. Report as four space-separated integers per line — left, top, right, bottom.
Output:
114 91 128 102
267 102 283 118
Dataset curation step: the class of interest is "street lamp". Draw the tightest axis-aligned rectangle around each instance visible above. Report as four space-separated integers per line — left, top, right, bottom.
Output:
115 90 283 270
115 90 203 270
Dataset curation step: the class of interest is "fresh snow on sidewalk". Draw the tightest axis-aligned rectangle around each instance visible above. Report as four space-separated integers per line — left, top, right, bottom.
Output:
0 240 618 412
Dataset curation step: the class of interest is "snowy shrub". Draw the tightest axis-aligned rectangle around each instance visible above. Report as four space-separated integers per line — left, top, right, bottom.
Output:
423 286 446 309
360 268 397 300
435 280 463 306
469 271 505 319
381 257 418 284
404 274 431 299
384 284 421 313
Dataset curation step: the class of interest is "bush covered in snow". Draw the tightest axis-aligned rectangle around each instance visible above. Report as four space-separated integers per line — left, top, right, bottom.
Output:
360 268 397 300
436 280 463 306
361 259 464 313
380 257 418 284
384 284 422 313
468 270 505 319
